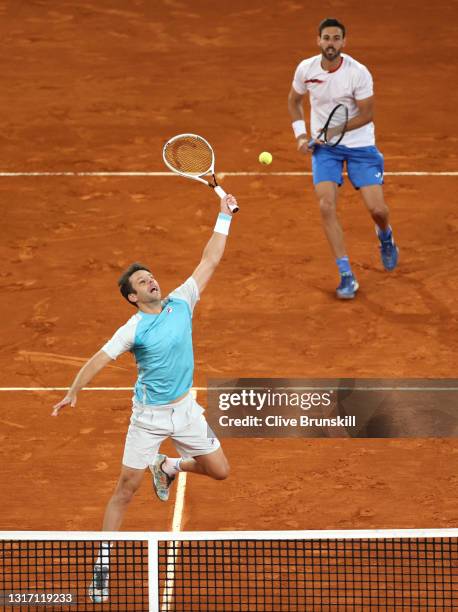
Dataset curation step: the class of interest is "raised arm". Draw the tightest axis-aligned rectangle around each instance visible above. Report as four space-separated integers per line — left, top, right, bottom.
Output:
288 86 310 155
51 349 113 416
192 194 237 294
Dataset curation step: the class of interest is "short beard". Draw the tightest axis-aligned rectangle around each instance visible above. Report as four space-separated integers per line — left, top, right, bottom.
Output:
323 48 339 61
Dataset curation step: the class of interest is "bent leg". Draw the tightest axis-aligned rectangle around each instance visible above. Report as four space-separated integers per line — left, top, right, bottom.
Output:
102 465 145 530
360 184 390 231
181 447 230 480
360 184 399 270
314 181 347 259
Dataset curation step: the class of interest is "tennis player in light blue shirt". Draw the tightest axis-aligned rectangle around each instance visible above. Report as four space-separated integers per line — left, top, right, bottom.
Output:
102 275 199 406
52 194 238 547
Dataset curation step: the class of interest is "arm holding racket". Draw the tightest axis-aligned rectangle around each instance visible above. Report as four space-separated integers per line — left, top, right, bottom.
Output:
315 97 373 147
192 194 237 294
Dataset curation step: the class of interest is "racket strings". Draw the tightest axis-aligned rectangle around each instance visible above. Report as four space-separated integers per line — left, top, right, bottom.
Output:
164 136 213 175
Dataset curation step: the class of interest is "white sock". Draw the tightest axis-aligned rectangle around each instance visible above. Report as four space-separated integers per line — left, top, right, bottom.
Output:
162 457 183 477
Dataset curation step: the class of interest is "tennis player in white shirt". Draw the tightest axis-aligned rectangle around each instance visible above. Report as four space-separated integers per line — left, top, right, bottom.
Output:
288 18 399 299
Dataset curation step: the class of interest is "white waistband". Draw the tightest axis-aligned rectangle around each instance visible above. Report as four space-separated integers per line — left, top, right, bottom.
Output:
133 391 192 411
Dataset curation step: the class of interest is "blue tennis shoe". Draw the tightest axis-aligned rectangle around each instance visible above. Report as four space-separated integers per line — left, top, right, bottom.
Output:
336 274 359 299
377 228 399 270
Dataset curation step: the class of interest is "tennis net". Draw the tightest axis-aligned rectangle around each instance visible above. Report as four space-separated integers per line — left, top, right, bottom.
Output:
0 529 456 611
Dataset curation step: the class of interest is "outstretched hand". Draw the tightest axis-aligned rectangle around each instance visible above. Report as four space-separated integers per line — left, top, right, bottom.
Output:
51 392 77 416
221 194 238 215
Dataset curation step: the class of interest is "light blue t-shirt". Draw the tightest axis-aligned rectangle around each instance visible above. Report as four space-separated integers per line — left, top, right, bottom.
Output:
102 277 199 405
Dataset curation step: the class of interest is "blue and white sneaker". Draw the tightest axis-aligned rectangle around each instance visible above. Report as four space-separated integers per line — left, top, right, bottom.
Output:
377 227 399 270
336 274 359 300
88 565 109 603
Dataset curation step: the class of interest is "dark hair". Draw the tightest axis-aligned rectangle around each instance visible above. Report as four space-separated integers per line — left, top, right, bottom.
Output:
118 262 152 307
318 18 346 38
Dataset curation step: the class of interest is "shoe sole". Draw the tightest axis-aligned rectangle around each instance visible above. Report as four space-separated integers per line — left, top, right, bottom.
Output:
336 281 359 300
150 453 170 502
88 590 109 604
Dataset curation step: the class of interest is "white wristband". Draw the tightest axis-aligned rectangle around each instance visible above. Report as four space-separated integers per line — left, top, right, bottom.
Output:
214 212 232 236
292 120 306 138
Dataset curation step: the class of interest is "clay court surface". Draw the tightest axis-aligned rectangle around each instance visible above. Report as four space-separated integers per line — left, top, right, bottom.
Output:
0 1 457 533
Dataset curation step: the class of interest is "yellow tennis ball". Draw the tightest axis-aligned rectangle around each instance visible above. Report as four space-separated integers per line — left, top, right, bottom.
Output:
259 151 273 165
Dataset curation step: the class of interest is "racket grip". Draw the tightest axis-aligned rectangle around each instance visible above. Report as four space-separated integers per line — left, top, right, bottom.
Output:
214 185 227 198
214 185 239 213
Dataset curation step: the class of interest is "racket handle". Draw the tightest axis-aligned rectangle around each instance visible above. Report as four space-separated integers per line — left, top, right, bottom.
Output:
214 185 239 213
214 185 227 198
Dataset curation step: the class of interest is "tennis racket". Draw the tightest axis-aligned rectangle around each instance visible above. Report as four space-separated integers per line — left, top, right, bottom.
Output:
162 133 239 213
308 103 349 149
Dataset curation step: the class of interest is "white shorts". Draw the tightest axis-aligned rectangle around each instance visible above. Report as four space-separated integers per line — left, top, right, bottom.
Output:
122 392 221 470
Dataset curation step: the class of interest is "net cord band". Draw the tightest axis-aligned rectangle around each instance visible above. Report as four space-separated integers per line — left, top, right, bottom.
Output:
2 528 457 541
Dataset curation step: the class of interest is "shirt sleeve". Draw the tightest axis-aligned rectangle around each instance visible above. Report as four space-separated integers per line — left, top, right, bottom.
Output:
169 276 200 313
101 315 138 360
292 61 308 95
354 65 373 100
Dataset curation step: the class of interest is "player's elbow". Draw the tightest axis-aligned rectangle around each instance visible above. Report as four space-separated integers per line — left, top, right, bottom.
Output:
202 252 223 270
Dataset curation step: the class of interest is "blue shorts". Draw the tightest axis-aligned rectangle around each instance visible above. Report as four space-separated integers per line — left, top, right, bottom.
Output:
312 144 384 189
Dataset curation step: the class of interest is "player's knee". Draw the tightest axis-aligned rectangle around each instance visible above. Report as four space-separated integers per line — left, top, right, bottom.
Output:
212 469 229 481
209 462 230 480
120 487 136 504
318 196 337 219
112 488 134 506
368 202 389 219
114 478 140 505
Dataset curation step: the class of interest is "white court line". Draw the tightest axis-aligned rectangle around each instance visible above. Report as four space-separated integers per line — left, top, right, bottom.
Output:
159 473 187 611
0 386 455 392
0 387 207 391
159 391 192 611
0 171 456 177
219 171 458 177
